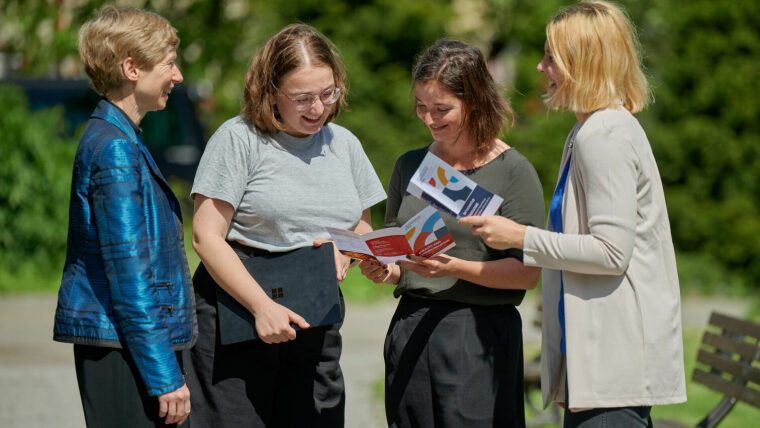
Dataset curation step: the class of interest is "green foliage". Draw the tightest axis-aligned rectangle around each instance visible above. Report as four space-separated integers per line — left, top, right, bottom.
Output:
341 267 395 303
0 84 77 292
642 0 760 286
3 0 760 293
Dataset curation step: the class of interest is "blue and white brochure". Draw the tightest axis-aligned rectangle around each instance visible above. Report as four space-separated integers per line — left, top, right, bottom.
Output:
407 151 503 218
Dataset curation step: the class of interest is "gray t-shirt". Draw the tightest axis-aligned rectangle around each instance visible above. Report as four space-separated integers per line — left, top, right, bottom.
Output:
191 116 386 251
387 146 545 306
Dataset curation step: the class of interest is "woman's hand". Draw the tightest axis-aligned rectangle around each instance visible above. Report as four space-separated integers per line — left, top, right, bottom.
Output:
313 238 351 282
358 260 400 284
157 384 191 425
459 216 527 250
251 298 310 344
397 254 456 278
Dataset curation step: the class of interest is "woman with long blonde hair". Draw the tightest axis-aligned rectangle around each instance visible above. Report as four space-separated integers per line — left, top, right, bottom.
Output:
461 2 687 426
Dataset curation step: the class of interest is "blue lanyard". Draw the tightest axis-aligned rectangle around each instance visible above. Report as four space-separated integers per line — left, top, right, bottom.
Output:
549 155 571 355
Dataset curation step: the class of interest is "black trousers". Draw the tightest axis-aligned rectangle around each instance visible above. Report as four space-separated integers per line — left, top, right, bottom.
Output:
185 263 345 428
73 344 187 428
385 295 526 428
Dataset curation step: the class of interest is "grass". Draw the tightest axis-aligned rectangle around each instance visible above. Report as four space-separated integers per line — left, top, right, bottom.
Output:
648 328 760 427
522 327 760 427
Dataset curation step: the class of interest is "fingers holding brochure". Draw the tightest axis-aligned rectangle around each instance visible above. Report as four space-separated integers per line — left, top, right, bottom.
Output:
458 216 526 250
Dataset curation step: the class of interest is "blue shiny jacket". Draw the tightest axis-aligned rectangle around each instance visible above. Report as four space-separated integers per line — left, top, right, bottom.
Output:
54 100 197 396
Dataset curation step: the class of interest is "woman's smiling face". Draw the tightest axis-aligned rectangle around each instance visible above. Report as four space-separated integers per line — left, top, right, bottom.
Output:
537 41 564 97
414 80 468 146
275 65 335 137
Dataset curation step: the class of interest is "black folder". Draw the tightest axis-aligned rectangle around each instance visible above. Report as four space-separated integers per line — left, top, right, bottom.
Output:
216 244 342 345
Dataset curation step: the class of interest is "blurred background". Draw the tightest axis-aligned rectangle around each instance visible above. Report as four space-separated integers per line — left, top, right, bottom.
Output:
1 0 758 426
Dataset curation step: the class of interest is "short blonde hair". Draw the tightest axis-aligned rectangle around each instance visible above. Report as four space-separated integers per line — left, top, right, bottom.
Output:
545 1 650 113
78 6 179 97
242 24 347 134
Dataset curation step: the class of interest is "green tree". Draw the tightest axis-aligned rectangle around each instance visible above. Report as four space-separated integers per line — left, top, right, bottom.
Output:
0 84 77 291
3 0 760 291
642 0 760 288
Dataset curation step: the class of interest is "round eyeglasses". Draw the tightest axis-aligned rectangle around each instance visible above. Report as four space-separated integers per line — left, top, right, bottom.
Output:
280 87 341 112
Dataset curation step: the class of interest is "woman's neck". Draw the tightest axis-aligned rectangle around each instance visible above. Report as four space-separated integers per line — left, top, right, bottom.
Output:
575 111 591 125
108 87 144 125
431 137 508 170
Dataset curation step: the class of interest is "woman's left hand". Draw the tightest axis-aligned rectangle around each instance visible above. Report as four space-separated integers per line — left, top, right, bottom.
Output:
397 254 456 278
314 238 351 282
459 216 527 250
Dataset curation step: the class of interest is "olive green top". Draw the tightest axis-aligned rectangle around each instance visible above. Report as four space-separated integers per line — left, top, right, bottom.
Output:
387 146 545 306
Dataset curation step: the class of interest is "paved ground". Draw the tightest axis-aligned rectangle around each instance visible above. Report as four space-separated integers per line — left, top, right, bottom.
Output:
0 294 750 427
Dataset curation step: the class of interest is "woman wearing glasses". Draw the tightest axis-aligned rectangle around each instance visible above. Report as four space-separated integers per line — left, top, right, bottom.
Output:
186 24 385 427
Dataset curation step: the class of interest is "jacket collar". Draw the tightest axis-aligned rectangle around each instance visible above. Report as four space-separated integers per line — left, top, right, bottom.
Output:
91 99 172 195
91 99 141 143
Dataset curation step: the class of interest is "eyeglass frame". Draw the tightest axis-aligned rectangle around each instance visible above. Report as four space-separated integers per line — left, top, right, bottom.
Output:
276 85 342 112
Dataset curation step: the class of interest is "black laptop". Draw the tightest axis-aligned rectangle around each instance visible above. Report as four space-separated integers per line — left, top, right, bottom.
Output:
216 243 342 345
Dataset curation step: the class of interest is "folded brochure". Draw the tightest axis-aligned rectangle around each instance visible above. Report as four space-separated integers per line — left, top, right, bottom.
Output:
407 151 503 218
326 206 455 264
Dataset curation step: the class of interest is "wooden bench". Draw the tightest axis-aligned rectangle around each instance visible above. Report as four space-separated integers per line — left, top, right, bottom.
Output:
655 312 760 428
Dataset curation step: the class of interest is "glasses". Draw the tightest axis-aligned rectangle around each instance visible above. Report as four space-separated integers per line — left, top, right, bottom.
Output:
279 87 341 112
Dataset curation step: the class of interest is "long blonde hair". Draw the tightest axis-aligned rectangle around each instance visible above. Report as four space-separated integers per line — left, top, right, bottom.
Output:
545 1 651 113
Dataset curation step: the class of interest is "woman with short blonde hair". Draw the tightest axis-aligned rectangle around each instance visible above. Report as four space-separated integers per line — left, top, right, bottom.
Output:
78 6 179 97
54 5 193 428
461 2 687 427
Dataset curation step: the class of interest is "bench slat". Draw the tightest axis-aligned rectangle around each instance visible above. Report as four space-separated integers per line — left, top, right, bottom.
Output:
709 313 760 341
696 349 760 384
693 369 760 408
702 332 760 362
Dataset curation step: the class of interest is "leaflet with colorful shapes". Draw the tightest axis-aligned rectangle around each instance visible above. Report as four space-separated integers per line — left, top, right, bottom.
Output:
407 151 504 218
326 206 455 264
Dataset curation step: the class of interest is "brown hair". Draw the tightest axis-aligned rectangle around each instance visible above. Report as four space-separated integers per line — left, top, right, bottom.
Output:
78 6 179 97
242 24 347 134
545 1 651 113
412 40 514 151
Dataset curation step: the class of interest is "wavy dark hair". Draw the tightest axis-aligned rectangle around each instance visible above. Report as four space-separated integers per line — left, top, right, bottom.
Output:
412 40 514 151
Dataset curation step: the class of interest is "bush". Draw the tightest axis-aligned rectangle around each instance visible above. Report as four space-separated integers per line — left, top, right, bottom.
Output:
0 84 77 292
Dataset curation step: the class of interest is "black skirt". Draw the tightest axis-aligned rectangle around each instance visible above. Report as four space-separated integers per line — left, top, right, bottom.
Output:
384 295 525 428
185 262 345 428
74 344 187 428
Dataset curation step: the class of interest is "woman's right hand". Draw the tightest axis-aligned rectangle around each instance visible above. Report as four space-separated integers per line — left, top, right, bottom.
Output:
252 298 310 344
358 260 400 284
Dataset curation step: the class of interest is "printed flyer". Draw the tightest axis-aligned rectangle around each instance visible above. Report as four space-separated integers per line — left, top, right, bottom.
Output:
407 151 503 218
326 206 455 264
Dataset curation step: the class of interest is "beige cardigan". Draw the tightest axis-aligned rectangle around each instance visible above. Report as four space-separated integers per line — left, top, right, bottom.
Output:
523 108 687 410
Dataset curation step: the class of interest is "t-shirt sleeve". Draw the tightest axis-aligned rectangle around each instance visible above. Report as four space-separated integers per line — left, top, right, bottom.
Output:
384 157 405 228
191 120 250 209
494 153 545 262
498 155 545 229
346 132 386 210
